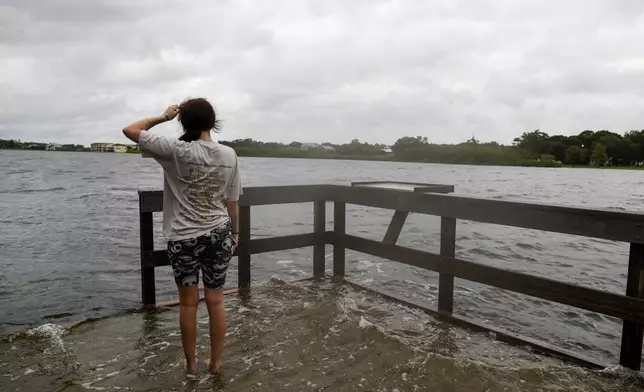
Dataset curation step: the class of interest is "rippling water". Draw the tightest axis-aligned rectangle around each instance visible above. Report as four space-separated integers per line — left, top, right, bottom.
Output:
2 150 644 390
2 280 643 391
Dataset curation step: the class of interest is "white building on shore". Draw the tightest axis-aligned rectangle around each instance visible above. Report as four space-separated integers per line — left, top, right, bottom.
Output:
91 143 127 153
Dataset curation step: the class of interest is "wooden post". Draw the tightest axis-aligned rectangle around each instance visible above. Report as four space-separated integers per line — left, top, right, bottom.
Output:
238 205 251 292
438 217 456 313
381 185 453 245
619 242 644 370
333 202 346 280
314 201 326 278
383 211 409 245
140 208 155 308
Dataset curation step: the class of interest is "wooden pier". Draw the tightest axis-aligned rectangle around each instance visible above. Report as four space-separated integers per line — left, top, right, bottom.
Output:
138 183 644 371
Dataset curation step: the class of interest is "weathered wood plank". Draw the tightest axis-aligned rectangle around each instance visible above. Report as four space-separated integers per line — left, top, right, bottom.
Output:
139 209 155 307
620 242 644 370
438 217 456 313
334 202 346 279
138 185 328 212
138 190 163 213
238 206 251 290
140 185 644 244
336 233 644 324
352 182 454 194
414 185 455 194
240 185 328 206
328 185 644 244
351 181 451 189
249 233 321 254
382 211 409 245
314 201 326 278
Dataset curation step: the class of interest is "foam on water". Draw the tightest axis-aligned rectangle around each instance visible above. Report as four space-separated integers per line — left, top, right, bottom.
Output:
24 323 68 352
1 280 644 391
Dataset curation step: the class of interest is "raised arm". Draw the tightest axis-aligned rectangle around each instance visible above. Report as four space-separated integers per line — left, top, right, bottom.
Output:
122 105 180 143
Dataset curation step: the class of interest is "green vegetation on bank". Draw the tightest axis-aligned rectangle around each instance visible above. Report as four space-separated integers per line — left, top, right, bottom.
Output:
221 129 644 168
0 140 89 152
512 129 644 167
4 128 644 168
219 139 392 160
220 137 562 167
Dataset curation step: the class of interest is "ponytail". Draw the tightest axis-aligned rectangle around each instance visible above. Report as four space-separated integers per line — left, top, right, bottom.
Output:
179 131 201 142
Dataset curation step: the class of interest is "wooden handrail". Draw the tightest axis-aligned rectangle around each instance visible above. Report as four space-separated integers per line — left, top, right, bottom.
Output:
138 184 644 370
140 185 644 243
334 233 644 324
326 185 644 244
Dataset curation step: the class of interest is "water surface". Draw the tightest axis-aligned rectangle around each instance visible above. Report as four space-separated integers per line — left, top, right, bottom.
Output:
1 150 644 390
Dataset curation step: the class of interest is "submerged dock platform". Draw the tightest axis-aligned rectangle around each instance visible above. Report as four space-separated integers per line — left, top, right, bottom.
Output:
138 182 644 372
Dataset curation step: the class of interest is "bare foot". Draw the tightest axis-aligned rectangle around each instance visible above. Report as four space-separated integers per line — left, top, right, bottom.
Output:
203 358 223 374
183 359 198 375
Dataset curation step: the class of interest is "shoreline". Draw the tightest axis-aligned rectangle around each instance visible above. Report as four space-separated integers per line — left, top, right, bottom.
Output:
5 148 644 170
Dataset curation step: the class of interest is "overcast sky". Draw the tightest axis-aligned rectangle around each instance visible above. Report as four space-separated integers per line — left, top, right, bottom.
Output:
1 0 644 146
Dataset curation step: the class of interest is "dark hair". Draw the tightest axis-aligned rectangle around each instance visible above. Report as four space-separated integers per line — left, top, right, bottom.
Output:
178 98 222 142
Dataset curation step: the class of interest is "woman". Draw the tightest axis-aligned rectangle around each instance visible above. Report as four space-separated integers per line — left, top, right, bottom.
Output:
122 98 241 375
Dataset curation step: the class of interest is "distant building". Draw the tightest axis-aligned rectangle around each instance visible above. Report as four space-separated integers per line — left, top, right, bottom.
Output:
91 143 106 152
91 143 127 153
300 143 321 150
46 143 62 151
300 143 336 152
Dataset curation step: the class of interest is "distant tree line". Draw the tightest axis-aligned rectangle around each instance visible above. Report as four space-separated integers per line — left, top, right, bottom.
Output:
220 138 389 160
511 129 644 166
0 139 87 152
5 129 644 167
221 136 554 166
222 130 644 167
389 136 539 166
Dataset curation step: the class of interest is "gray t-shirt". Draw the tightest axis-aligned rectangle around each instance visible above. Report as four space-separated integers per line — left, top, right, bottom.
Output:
139 132 242 241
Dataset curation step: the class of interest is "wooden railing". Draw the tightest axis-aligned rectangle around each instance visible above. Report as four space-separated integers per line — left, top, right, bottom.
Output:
138 184 644 371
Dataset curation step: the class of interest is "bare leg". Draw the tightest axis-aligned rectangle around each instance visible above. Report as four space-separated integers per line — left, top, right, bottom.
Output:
204 288 226 373
178 285 200 374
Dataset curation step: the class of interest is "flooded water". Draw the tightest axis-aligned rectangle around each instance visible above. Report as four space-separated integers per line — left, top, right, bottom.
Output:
2 150 644 390
2 280 643 392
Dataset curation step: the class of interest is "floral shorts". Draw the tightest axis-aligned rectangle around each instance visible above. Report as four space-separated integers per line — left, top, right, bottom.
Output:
167 222 236 290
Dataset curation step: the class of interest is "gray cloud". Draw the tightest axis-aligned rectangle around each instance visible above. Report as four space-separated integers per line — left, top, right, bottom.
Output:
1 0 644 145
